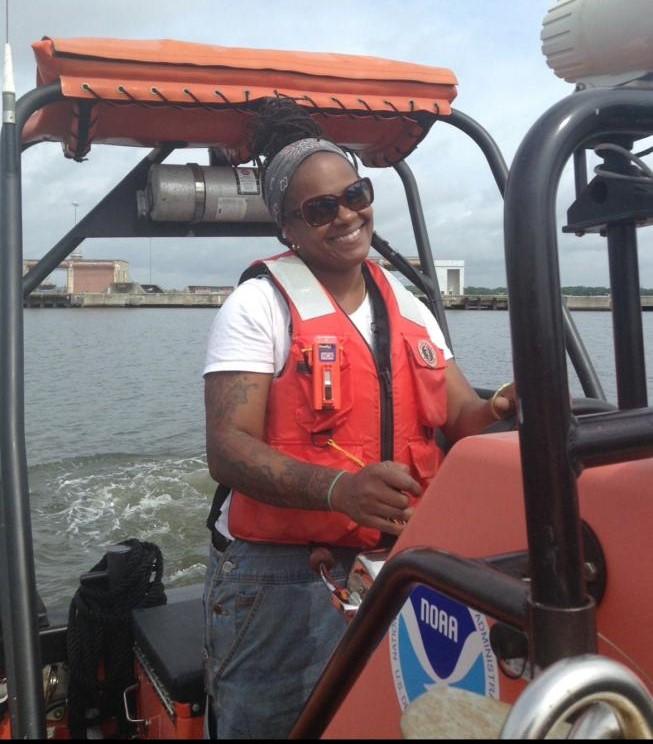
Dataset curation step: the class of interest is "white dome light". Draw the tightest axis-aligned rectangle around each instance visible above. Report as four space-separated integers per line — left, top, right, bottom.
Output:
541 0 653 88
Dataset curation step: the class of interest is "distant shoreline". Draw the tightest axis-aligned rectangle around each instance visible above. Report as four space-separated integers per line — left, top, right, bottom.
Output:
24 292 653 311
24 291 228 309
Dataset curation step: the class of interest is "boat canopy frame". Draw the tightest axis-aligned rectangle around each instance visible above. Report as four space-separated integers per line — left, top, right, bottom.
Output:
3 44 651 739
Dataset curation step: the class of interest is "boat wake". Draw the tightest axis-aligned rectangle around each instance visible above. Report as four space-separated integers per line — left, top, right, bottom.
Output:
28 452 214 619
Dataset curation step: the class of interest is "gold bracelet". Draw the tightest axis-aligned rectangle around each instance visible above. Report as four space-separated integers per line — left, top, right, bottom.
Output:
490 382 513 420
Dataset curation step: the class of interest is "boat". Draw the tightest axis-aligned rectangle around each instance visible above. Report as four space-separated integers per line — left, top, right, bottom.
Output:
2 0 653 738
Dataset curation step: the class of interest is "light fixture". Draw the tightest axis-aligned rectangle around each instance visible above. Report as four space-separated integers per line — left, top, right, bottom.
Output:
541 0 653 89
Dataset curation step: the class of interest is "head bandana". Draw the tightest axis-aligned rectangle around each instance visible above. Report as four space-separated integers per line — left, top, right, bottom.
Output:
262 138 351 227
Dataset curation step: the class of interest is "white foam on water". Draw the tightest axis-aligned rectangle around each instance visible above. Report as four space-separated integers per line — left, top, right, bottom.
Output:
167 562 207 584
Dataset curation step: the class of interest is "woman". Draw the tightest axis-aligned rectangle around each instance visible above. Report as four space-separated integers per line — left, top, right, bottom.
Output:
202 98 515 739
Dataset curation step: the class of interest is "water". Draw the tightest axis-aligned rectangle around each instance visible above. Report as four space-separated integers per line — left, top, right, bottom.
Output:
445 310 653 402
21 308 653 618
24 308 217 620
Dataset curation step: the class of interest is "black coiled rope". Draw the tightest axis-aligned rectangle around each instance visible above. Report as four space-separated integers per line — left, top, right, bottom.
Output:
66 539 167 738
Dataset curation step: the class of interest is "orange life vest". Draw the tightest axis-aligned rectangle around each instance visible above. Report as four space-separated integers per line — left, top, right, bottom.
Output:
228 252 447 547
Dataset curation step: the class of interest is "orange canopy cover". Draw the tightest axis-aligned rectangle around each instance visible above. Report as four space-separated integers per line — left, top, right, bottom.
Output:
23 37 457 165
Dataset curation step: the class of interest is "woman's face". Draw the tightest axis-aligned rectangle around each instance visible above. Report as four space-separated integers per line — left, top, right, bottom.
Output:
282 153 374 275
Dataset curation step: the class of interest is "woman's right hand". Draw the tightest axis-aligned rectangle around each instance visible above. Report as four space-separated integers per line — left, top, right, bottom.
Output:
329 462 422 535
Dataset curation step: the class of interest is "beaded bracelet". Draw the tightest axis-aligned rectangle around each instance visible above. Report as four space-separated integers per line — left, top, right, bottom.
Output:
326 470 347 511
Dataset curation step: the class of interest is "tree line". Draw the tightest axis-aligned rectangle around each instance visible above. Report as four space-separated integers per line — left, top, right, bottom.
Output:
464 286 653 296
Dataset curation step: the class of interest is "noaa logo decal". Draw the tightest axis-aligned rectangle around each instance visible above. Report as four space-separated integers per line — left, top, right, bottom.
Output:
389 586 499 710
417 340 437 367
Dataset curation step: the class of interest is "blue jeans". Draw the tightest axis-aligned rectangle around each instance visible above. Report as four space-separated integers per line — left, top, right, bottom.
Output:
203 539 357 739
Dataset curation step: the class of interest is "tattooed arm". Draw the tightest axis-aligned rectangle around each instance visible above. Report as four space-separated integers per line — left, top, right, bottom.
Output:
204 370 420 532
205 370 338 510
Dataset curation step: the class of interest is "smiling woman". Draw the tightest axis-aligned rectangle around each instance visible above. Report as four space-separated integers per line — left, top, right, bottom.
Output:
201 97 516 739
280 153 375 308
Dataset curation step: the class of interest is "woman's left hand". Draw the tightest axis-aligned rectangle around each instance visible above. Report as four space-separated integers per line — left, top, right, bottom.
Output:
443 362 519 442
489 382 517 420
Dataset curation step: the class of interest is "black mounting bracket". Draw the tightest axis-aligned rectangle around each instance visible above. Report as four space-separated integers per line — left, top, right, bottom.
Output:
564 174 653 235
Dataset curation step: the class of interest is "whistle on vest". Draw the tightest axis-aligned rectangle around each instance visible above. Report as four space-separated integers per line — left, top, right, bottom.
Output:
308 336 342 411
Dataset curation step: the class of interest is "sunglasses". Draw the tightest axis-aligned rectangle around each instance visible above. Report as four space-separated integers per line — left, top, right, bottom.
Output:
287 177 374 227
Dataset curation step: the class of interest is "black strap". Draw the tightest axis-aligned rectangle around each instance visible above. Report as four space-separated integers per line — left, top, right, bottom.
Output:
238 261 269 285
363 263 391 365
362 265 397 551
206 695 218 739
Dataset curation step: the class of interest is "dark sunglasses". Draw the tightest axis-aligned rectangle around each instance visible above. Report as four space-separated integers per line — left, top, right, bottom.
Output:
287 177 374 227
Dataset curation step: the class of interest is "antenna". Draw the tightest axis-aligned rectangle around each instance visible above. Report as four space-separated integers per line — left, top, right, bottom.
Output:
70 201 83 259
2 0 15 125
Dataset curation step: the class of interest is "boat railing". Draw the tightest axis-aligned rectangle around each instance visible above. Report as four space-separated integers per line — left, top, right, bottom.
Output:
289 547 529 739
504 86 653 670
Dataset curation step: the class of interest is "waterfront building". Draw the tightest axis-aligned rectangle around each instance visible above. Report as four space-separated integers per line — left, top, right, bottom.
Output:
434 259 465 296
24 258 130 294
378 257 465 296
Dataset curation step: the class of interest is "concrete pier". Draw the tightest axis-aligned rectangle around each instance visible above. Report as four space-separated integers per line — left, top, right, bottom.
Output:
24 290 229 308
443 295 508 310
23 292 653 310
440 294 653 311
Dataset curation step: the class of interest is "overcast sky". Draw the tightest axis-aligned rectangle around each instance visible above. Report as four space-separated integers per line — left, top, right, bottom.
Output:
5 0 653 289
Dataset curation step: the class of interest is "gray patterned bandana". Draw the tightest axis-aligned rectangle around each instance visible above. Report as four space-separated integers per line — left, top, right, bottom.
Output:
262 138 350 227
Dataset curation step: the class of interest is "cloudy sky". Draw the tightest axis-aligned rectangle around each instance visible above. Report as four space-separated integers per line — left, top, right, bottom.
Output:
6 0 653 290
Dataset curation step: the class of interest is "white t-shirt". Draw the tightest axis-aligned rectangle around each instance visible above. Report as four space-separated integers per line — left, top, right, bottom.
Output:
204 275 452 377
203 274 453 540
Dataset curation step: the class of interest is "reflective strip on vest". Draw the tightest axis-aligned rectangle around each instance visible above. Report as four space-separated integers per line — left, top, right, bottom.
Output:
381 266 425 326
264 254 424 325
263 254 335 320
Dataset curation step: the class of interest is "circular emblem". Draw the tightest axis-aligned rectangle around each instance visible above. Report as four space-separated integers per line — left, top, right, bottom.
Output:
417 340 437 367
389 586 499 711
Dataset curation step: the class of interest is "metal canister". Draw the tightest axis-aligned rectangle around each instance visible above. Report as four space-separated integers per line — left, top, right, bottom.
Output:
145 164 272 223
